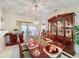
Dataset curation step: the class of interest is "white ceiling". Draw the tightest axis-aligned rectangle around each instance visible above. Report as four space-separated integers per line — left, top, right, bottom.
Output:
1 0 79 23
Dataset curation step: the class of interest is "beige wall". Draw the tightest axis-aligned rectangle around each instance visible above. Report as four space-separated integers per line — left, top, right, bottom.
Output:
0 7 1 30
4 14 16 32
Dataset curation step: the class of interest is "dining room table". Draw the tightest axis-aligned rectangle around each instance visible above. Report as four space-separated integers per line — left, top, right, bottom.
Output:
25 38 62 58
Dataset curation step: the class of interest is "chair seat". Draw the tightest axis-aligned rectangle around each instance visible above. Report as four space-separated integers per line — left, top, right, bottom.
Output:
21 43 28 50
23 51 32 58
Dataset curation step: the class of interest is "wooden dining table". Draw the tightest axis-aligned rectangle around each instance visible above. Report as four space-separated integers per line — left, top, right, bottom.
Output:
25 39 62 58
28 45 50 58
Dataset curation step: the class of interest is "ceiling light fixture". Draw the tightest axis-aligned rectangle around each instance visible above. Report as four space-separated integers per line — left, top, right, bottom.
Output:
33 2 39 25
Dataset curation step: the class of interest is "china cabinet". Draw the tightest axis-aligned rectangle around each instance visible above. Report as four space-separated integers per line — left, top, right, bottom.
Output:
48 13 76 55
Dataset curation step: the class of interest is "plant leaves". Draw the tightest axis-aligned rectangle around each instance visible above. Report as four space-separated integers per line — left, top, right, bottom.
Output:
74 25 79 46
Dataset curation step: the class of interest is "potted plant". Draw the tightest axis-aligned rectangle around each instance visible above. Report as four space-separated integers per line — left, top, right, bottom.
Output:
74 25 79 54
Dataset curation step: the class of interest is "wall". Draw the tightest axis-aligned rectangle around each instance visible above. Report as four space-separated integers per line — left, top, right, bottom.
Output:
0 7 8 54
0 6 1 30
4 14 16 32
1 9 6 30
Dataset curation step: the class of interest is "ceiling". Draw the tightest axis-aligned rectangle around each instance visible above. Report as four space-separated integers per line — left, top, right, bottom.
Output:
1 0 79 23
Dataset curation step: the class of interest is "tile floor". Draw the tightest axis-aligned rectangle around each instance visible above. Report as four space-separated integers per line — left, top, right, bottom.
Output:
0 45 19 58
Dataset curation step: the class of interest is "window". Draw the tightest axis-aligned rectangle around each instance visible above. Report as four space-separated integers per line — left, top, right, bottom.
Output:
41 24 46 32
20 24 36 36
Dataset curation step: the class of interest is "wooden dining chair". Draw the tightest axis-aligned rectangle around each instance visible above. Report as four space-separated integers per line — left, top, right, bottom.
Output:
17 35 31 58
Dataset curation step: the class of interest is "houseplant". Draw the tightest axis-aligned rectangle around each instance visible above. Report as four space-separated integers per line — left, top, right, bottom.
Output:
74 25 79 54
74 25 79 46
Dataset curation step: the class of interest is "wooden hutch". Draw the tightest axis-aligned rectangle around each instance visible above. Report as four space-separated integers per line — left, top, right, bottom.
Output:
48 12 76 55
6 32 24 45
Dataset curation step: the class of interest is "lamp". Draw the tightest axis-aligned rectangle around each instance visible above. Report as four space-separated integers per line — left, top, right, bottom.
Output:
33 4 39 25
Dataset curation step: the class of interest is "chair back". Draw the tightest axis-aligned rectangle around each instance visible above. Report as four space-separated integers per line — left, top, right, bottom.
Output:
17 35 24 58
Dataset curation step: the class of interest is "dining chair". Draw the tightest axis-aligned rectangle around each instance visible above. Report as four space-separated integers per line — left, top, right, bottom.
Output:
17 35 32 58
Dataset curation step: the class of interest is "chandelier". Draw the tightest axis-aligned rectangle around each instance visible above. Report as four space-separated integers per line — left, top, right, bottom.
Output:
33 3 39 25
